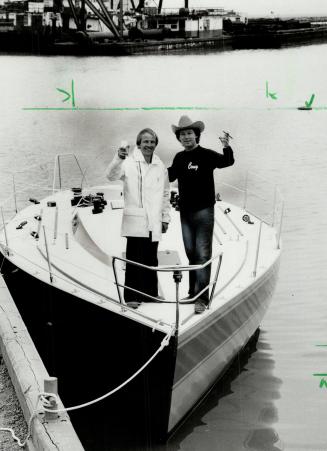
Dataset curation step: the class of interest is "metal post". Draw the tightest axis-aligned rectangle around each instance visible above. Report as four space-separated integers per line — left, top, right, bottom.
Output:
252 221 262 277
43 226 53 283
12 174 18 214
173 270 182 335
57 155 62 190
277 201 284 250
65 233 69 250
112 257 124 306
271 185 277 227
243 171 248 211
52 155 58 195
1 207 9 249
208 254 223 308
53 206 58 244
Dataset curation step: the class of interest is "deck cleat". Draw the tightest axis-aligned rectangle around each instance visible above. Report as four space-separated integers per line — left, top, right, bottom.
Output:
16 221 27 229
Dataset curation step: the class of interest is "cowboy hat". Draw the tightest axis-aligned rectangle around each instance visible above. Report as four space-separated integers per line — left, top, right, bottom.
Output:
171 115 205 133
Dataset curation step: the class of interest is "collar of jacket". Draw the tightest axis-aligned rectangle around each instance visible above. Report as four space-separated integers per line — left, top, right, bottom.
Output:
132 147 161 165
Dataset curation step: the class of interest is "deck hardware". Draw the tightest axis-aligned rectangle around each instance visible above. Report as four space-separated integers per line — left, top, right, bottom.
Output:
37 209 43 236
224 208 231 214
16 220 27 229
92 198 104 214
173 270 182 334
34 215 42 221
30 231 39 239
53 206 58 243
219 206 244 236
96 193 107 206
216 193 222 201
215 218 226 234
29 198 40 204
94 194 107 207
214 230 222 245
71 195 82 206
47 201 56 207
65 233 69 249
71 187 83 206
43 378 59 421
242 214 254 224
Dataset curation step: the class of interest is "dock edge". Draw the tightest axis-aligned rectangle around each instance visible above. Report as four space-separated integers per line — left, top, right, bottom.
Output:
0 274 84 451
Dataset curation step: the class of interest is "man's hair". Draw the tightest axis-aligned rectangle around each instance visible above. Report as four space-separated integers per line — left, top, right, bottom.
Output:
136 128 159 146
175 128 201 144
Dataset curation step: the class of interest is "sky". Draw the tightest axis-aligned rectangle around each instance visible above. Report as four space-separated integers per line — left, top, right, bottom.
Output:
160 0 327 18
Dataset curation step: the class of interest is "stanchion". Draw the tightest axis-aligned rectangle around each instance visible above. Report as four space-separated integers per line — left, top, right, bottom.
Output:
173 270 182 336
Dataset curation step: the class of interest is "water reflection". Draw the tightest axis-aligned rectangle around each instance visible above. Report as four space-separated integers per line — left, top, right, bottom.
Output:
154 330 283 451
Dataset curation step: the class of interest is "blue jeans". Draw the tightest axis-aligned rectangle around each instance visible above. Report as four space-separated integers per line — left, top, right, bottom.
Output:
180 206 214 304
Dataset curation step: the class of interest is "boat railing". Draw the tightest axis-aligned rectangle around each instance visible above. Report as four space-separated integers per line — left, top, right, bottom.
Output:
1 155 284 246
216 169 284 248
0 236 176 331
112 252 223 333
0 153 87 223
52 153 87 194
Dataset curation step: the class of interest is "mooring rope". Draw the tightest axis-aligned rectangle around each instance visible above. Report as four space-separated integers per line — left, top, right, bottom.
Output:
0 326 174 447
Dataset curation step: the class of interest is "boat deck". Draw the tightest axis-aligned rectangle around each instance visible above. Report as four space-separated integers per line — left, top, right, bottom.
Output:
0 185 280 336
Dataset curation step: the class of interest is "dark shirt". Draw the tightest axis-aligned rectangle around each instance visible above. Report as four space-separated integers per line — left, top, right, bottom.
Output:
168 145 234 212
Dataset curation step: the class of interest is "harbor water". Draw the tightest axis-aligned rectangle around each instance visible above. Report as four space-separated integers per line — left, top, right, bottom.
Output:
1 43 327 450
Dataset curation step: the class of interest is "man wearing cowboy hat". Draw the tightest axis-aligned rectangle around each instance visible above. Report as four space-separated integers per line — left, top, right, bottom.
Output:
168 115 234 314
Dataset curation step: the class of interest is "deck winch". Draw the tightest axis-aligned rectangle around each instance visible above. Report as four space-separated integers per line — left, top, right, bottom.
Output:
29 198 40 204
71 187 83 206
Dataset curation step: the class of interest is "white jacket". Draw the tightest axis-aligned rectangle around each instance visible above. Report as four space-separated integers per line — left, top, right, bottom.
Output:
106 147 170 242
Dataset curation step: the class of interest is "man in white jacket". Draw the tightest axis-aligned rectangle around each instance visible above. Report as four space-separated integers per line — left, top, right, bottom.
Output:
106 128 170 309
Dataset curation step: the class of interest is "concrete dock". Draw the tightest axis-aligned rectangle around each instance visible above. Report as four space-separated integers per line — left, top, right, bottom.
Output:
0 274 84 450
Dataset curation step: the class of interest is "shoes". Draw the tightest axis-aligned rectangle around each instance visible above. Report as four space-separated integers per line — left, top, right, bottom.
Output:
194 300 207 314
126 301 140 309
